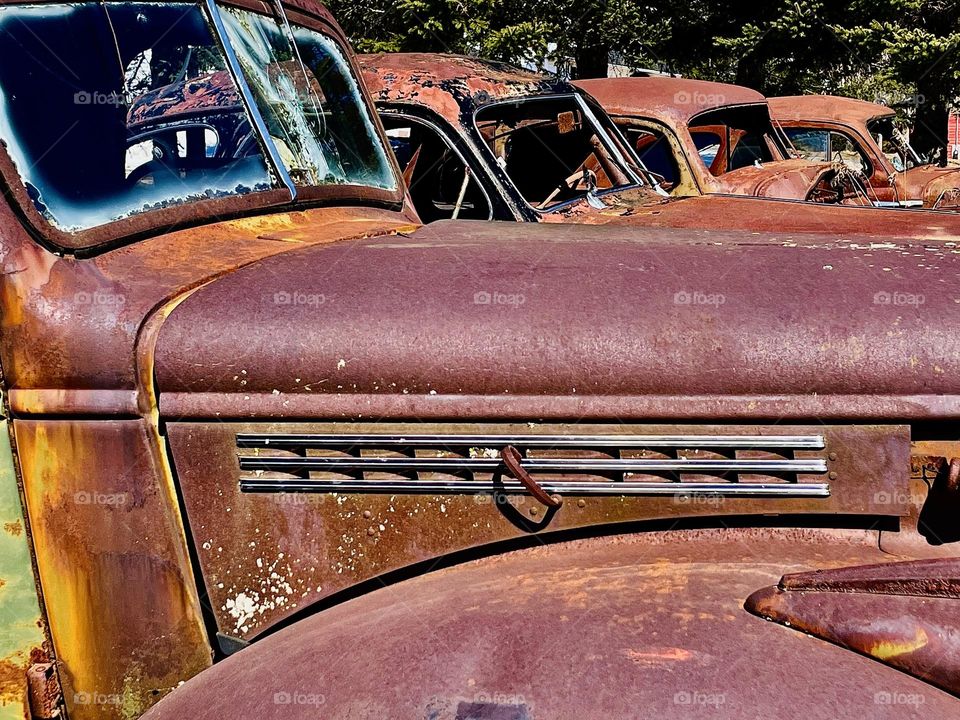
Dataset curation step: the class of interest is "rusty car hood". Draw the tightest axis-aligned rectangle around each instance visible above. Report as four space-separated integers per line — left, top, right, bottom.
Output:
540 190 960 242
153 219 960 421
896 164 960 210
711 158 847 199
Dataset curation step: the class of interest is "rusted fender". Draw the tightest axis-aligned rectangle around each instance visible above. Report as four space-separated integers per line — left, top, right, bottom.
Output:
746 558 960 696
900 165 960 210
141 531 960 719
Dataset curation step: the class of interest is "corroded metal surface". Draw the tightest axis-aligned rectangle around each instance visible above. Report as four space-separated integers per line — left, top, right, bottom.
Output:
141 530 960 719
167 421 907 640
0 419 49 720
14 419 212 720
574 76 768 126
747 558 960 697
154 220 960 420
770 95 896 127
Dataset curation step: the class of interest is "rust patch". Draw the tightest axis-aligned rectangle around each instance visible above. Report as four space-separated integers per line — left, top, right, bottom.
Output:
3 520 21 536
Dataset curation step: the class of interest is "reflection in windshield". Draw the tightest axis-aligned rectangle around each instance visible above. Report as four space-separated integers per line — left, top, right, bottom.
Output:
475 96 638 211
0 1 396 234
0 2 274 231
218 6 396 190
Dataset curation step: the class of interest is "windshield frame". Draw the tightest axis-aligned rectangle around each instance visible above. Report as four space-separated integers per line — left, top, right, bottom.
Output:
0 0 405 254
470 92 645 215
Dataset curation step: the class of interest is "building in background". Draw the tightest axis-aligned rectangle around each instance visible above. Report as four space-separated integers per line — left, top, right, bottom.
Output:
951 112 959 161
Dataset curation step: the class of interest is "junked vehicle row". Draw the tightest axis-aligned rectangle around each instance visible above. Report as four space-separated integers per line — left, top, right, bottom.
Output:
0 3 957 720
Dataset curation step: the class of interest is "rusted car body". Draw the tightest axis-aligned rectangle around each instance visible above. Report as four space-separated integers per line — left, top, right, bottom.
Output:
0 6 959 720
360 53 960 240
572 76 868 203
770 95 960 211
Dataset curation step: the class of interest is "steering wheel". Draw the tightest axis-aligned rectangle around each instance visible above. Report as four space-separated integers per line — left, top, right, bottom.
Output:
538 167 598 209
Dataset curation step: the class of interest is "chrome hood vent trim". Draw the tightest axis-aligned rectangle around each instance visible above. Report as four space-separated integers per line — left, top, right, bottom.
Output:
238 432 830 498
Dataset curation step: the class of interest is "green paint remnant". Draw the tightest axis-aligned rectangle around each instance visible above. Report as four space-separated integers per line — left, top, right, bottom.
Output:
0 420 47 718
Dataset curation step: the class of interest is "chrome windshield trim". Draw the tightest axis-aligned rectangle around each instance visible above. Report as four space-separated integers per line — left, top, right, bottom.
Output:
205 0 297 199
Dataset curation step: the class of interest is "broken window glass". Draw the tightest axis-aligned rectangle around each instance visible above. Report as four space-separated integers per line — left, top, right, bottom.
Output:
784 128 872 176
217 6 396 191
0 2 275 232
474 96 638 211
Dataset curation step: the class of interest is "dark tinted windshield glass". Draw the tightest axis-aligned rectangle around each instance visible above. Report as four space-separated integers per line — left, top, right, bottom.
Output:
0 2 274 232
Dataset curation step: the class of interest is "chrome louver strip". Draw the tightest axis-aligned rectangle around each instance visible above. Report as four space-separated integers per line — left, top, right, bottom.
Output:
239 456 827 474
240 479 831 497
236 433 826 450
237 432 831 498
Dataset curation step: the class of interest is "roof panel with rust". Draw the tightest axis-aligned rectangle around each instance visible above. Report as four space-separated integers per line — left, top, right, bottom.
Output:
769 95 896 126
574 77 767 127
359 52 570 123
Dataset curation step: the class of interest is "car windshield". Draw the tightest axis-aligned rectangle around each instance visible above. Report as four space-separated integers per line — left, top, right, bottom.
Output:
867 116 923 172
0 1 396 234
474 95 639 211
688 105 784 175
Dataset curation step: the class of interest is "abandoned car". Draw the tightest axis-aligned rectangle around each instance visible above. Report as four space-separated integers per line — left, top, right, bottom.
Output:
0 3 960 720
770 94 960 211
360 53 960 241
572 75 870 203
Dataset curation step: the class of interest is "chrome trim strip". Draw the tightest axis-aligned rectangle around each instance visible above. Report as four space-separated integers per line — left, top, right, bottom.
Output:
238 456 828 474
205 0 298 199
240 478 831 497
236 433 826 449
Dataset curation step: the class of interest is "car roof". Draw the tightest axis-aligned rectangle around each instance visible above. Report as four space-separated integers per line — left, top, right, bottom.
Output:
574 77 767 127
769 95 896 126
359 52 573 123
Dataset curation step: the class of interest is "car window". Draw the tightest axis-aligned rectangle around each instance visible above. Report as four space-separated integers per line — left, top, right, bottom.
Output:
0 2 275 232
0 1 399 236
474 95 637 211
784 127 871 175
218 6 396 191
624 127 681 190
381 115 491 222
688 105 779 175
